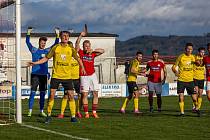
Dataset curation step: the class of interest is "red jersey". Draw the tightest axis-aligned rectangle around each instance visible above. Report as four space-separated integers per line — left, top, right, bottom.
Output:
203 56 210 81
79 49 96 76
146 60 165 83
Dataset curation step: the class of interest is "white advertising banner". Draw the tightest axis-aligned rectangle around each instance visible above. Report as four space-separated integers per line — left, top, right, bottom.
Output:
100 84 126 97
0 85 12 98
168 83 177 96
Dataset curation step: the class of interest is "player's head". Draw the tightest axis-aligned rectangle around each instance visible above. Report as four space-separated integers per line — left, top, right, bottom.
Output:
136 51 143 62
152 49 159 60
38 36 47 49
207 43 210 53
198 47 205 57
83 40 91 53
60 31 70 44
185 43 193 56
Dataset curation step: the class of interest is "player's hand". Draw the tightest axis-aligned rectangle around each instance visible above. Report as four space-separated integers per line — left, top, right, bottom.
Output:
139 72 146 77
27 27 33 35
199 60 203 66
55 27 60 35
80 31 86 37
141 68 147 73
87 49 93 54
81 67 87 75
174 71 179 77
27 61 35 67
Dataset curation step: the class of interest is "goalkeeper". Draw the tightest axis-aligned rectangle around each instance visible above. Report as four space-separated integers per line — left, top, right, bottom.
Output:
26 27 60 117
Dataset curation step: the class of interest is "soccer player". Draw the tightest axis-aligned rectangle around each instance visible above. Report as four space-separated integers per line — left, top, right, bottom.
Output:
29 31 86 123
57 41 83 119
203 43 210 105
172 43 200 116
146 49 167 112
193 47 205 111
120 51 146 114
75 31 105 118
26 27 60 117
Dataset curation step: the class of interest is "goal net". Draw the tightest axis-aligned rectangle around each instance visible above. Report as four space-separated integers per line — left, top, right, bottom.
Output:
0 0 16 125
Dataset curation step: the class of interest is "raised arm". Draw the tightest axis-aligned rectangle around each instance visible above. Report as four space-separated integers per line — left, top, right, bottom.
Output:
75 31 86 52
93 48 105 56
25 27 34 52
46 27 60 50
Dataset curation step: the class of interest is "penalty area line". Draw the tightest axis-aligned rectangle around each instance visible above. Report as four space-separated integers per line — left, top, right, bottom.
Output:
21 124 90 140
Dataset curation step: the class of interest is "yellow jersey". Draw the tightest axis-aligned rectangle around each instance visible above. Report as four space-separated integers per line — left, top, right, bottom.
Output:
46 43 78 79
194 55 205 80
127 59 141 82
173 53 195 82
71 57 79 79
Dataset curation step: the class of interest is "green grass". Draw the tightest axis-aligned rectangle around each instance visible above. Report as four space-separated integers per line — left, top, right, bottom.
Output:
0 96 210 140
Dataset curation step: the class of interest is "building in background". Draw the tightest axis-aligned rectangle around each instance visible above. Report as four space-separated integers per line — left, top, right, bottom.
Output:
0 32 118 84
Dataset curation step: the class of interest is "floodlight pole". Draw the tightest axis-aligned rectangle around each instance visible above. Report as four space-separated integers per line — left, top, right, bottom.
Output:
16 0 22 124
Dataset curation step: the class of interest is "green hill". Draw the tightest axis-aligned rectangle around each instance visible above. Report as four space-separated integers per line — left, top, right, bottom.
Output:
116 35 210 57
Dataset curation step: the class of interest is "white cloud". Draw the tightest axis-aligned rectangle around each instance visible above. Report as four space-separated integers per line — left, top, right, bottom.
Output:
20 0 210 40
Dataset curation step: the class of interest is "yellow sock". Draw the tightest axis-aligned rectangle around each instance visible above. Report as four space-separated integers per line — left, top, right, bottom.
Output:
193 100 198 109
77 96 81 113
69 99 76 117
192 102 195 109
179 101 184 113
47 99 54 116
134 98 139 111
61 98 67 115
121 98 129 110
198 97 202 109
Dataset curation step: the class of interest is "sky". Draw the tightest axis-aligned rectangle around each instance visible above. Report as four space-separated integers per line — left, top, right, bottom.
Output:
2 0 210 40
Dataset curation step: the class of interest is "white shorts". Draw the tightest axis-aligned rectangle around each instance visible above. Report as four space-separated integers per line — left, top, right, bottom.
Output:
80 73 99 92
206 81 210 91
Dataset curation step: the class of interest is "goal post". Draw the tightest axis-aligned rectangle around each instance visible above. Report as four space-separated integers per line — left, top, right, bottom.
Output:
15 0 22 124
0 0 22 124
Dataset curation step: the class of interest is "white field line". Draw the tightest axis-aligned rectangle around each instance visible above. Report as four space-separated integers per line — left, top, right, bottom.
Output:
21 124 90 140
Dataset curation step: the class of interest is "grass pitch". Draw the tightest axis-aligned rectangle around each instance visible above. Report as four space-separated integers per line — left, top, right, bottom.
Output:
0 96 210 140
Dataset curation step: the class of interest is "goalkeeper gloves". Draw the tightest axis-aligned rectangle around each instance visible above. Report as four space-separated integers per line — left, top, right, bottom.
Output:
27 27 33 35
55 27 60 37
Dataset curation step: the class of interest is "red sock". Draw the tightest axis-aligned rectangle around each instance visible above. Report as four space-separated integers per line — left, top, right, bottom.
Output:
208 97 210 101
92 104 98 112
83 104 88 113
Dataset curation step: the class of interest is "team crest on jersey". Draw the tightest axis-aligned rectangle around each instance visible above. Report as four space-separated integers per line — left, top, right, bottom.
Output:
186 61 191 65
41 54 45 57
60 54 66 60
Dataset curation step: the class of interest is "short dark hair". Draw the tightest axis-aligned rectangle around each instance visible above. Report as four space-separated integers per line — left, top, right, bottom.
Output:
185 42 193 50
59 31 70 37
83 40 90 46
152 49 159 55
198 47 205 52
136 51 143 55
185 42 193 47
39 36 47 43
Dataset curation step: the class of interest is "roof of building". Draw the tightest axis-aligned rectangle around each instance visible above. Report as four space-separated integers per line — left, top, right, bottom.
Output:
0 32 119 38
